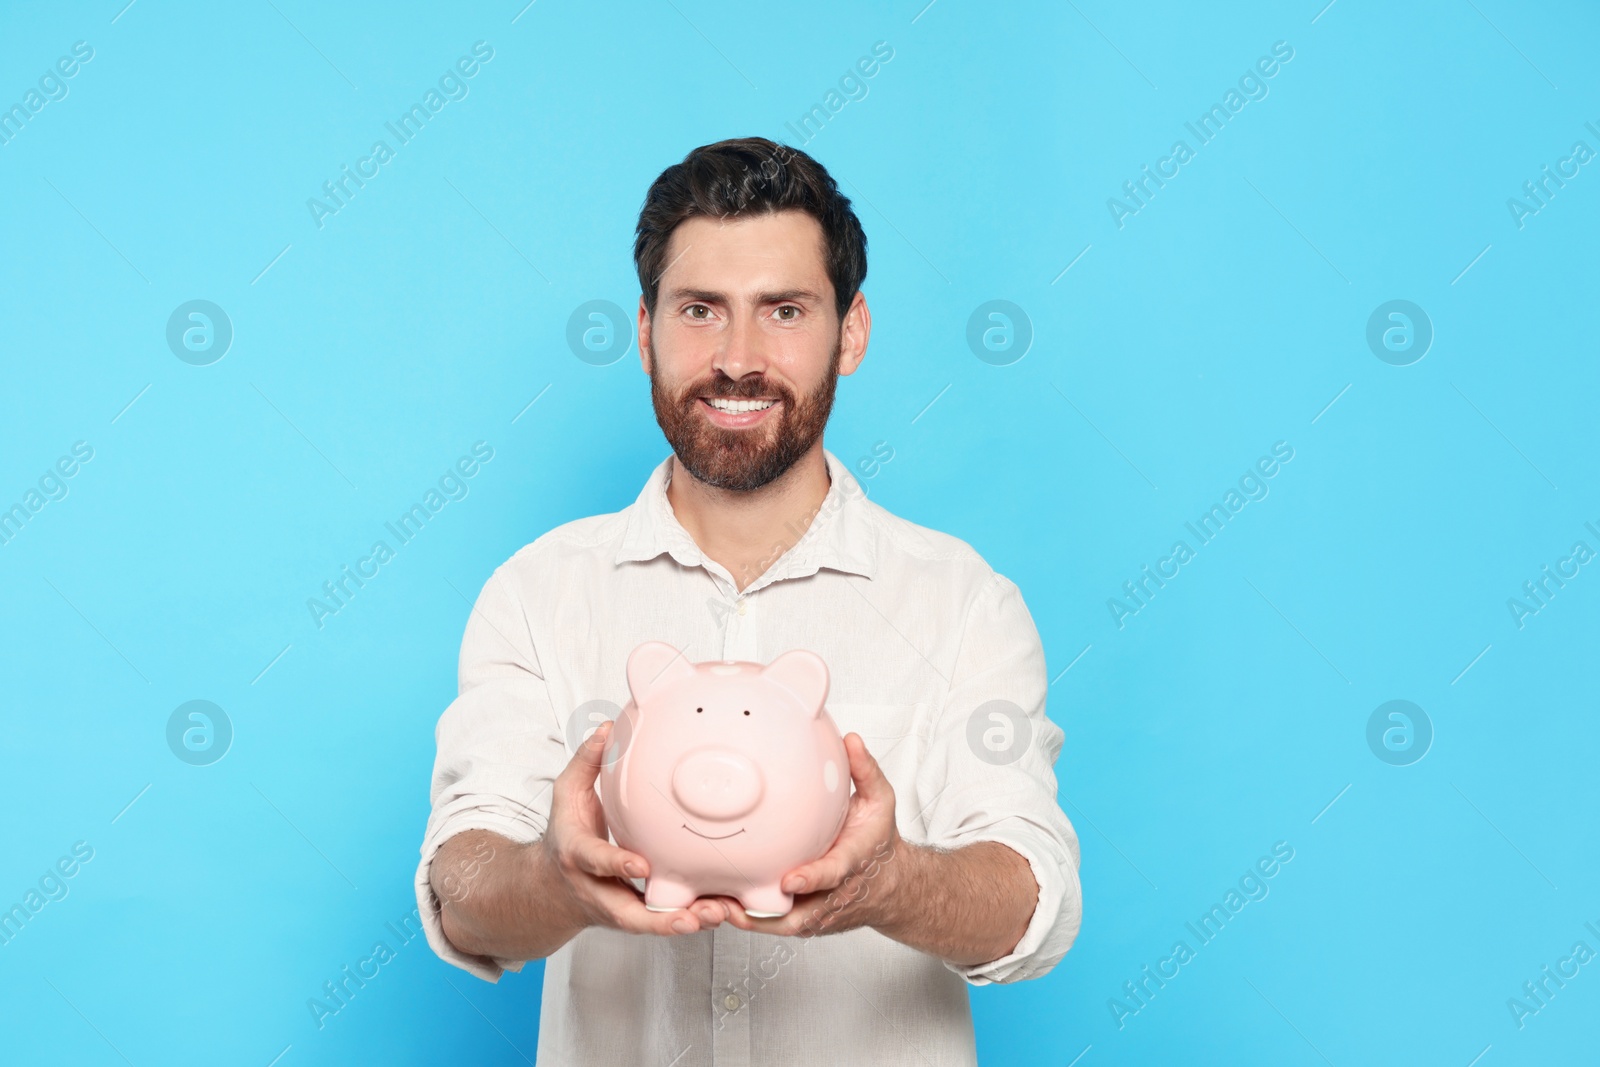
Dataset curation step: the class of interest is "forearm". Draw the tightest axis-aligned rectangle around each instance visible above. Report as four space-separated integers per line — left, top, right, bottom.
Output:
432 829 586 961
871 840 1036 967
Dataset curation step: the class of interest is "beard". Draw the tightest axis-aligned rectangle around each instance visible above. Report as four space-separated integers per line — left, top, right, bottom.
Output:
650 338 840 492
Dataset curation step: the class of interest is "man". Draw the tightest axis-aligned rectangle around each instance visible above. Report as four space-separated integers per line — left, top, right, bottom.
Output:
416 137 1081 1065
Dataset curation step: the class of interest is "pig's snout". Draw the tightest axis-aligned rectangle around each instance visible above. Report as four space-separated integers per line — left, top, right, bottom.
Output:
671 749 764 820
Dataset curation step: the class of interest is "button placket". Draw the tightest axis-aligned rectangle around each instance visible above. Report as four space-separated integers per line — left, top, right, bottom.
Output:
719 594 739 659
723 590 759 661
711 926 753 1065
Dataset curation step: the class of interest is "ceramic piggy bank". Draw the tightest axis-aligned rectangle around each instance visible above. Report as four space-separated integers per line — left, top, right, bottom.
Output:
598 641 851 917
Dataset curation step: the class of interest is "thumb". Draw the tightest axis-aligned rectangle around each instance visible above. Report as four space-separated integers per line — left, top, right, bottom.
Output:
844 732 889 802
562 720 613 790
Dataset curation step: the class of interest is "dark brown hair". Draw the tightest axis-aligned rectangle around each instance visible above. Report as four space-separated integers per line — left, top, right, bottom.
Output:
633 137 868 322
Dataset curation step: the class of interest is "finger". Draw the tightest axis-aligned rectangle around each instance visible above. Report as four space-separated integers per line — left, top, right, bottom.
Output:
719 898 757 932
782 846 862 895
689 899 728 927
843 733 891 801
685 895 740 930
568 832 649 881
587 880 702 936
557 720 614 794
721 899 802 938
613 895 708 937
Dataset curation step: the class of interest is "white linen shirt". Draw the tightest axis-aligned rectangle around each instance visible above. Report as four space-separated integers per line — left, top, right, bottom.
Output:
415 447 1082 1066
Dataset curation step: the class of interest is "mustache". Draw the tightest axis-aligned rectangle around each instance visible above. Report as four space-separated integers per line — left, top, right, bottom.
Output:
686 375 790 401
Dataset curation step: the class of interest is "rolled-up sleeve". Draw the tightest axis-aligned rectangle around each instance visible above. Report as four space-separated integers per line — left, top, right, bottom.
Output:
414 562 567 982
915 571 1082 986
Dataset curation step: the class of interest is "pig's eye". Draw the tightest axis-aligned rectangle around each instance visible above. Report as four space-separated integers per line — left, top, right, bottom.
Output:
696 707 703 714
743 710 750 716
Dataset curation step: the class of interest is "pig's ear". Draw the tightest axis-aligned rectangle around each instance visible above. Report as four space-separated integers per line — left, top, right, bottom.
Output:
761 649 829 716
627 641 696 702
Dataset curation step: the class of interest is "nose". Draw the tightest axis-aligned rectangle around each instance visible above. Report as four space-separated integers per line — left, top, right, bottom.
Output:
671 749 764 821
713 310 770 382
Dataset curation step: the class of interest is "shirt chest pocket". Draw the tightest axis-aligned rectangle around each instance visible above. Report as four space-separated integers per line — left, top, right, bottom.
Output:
824 702 929 807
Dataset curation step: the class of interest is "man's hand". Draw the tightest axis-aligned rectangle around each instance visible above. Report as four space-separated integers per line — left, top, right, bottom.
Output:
433 721 725 962
718 732 903 939
718 731 1039 969
539 720 728 936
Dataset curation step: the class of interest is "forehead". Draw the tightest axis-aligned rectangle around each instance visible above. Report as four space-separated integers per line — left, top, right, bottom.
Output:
659 209 830 295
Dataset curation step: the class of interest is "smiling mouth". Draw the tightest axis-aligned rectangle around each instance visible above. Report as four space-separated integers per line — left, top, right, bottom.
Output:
682 824 747 841
700 396 778 412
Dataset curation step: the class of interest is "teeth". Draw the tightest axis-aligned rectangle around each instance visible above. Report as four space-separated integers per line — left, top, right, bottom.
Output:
706 397 776 413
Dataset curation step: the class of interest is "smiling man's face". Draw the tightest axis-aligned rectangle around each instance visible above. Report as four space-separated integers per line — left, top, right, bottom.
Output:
640 209 867 492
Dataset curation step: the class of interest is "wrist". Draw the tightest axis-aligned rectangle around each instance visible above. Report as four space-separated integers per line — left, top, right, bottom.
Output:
867 837 925 934
529 836 588 936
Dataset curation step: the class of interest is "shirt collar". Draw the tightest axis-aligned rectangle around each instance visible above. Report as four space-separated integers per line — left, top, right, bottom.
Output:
613 448 877 584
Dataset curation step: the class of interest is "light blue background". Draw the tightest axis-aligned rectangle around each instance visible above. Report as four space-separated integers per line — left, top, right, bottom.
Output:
2 1 1597 1064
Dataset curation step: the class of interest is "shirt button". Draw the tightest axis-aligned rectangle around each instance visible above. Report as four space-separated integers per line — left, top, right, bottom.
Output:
737 599 747 616
723 993 741 1011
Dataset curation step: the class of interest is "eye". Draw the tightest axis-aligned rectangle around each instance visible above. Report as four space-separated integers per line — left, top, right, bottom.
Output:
743 710 750 716
773 305 799 321
696 707 703 714
687 304 711 319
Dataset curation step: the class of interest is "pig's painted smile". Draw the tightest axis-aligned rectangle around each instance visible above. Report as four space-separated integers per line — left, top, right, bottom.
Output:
682 824 747 841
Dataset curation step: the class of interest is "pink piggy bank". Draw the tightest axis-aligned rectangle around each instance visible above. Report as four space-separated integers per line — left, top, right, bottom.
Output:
598 641 852 917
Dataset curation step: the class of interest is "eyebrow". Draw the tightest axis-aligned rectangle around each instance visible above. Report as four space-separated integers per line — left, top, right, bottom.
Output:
663 287 825 306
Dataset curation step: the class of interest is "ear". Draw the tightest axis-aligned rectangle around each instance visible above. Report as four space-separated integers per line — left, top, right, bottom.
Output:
637 294 653 375
627 641 696 703
761 649 830 717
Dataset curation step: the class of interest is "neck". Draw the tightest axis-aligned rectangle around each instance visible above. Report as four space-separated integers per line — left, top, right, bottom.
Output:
666 441 831 593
